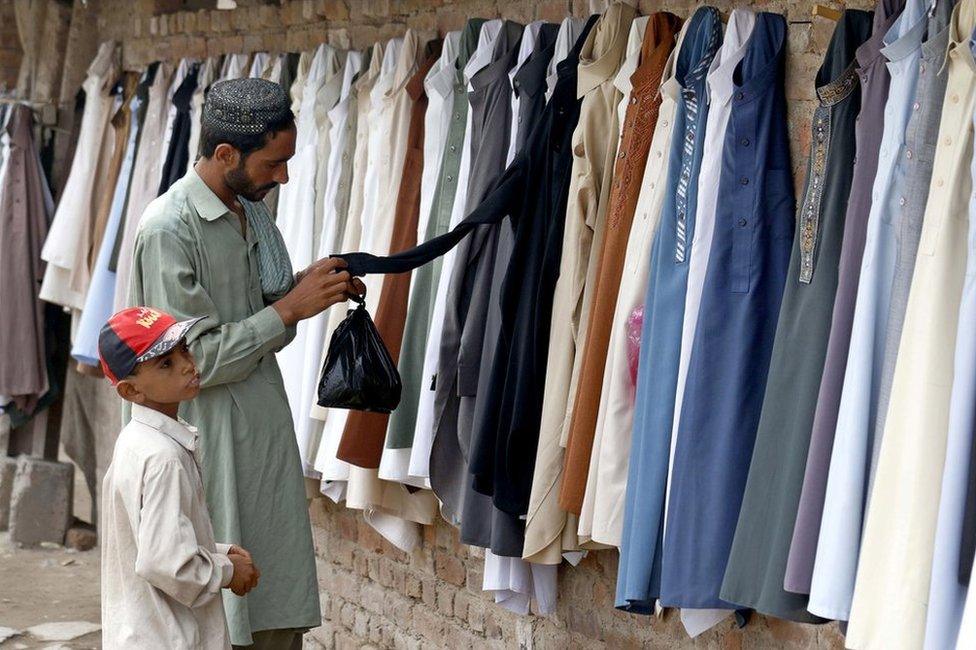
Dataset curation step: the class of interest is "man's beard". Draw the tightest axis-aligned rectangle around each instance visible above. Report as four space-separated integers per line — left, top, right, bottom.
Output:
226 162 277 202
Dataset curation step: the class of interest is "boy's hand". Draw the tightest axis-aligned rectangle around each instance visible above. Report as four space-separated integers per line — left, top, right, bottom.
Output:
226 545 252 562
227 552 260 597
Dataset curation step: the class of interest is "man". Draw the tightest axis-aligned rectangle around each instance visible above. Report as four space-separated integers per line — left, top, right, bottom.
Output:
129 78 363 649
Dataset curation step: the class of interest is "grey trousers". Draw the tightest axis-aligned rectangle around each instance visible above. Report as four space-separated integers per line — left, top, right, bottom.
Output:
233 628 304 650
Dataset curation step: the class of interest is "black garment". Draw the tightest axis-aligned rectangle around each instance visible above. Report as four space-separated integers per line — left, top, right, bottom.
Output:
157 63 200 196
108 62 158 272
338 16 599 527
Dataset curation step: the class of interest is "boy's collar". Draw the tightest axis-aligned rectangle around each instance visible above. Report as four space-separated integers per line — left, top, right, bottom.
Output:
130 403 198 453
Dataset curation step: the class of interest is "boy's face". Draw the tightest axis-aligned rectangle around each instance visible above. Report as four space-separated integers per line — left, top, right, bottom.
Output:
116 341 200 408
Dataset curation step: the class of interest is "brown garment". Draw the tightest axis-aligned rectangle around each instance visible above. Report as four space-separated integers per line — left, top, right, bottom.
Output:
88 71 139 273
0 105 52 409
559 13 682 514
337 39 444 468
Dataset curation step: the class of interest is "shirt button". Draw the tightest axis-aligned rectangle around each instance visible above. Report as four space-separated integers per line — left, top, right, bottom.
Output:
662 120 669 127
937 178 945 187
913 102 920 111
740 177 749 185
656 150 662 158
514 80 520 88
738 218 748 227
952 93 960 103
741 138 750 147
450 145 456 152
735 92 744 101
618 150 626 159
920 64 926 74
899 196 906 206
454 112 461 120
631 96 638 105
944 136 953 145
906 149 913 159
447 175 454 182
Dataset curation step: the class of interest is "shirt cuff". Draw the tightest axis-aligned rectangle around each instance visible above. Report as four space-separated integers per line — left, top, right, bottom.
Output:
249 305 287 347
215 543 232 555
215 552 234 589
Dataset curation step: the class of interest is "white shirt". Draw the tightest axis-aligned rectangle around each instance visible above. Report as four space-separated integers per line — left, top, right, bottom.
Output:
40 41 118 312
101 404 233 650
377 32 462 486
410 19 503 494
219 52 249 81
187 57 220 165
546 17 587 101
157 58 193 174
247 52 270 78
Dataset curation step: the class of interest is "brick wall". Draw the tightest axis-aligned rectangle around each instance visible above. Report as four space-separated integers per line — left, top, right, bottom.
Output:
0 0 23 92
66 0 871 647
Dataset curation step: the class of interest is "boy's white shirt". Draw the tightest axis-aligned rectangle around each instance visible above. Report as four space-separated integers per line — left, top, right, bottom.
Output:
101 403 233 650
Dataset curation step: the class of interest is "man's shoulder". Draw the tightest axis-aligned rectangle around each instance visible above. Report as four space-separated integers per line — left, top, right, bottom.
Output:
112 420 188 471
137 182 197 240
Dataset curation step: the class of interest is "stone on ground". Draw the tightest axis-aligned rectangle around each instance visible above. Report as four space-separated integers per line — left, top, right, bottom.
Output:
8 458 73 547
25 621 101 641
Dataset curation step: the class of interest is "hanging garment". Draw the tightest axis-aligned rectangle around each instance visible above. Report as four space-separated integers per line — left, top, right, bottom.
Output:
72 71 147 369
846 2 976 647
297 50 366 480
39 41 118 313
613 5 724 611
378 29 466 486
807 0 935 622
667 11 794 611
129 170 320 646
338 38 444 467
788 0 908 601
156 60 194 191
311 43 383 503
275 42 340 474
0 106 52 408
588 17 685 564
384 21 484 487
925 60 976 645
716 10 871 623
561 11 682 522
311 51 348 253
157 62 199 196
186 56 220 166
426 19 524 538
575 10 685 550
465 19 560 560
112 62 176 312
522 0 636 566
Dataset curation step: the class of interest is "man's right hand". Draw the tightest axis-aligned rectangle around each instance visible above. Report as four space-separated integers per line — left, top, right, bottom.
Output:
273 257 359 326
227 552 260 597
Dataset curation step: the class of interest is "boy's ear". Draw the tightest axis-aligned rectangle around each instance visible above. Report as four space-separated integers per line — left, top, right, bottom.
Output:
116 380 144 404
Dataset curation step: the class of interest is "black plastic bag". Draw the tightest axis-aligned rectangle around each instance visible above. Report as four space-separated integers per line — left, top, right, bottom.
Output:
316 296 401 413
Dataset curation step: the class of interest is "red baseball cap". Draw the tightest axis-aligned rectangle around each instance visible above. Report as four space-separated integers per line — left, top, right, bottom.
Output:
97 307 204 385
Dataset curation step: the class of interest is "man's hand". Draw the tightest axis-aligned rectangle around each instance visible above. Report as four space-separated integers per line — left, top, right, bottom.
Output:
227 550 260 597
273 257 364 326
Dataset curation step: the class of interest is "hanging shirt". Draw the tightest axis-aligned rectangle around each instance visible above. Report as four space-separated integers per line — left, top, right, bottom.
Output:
562 11 682 523
523 0 636 567
669 11 793 611
613 5 723 611
157 63 200 196
807 0 931 622
789 0 907 603
384 22 484 487
40 41 118 313
186 56 220 165
546 17 587 101
72 72 147 368
112 62 176 312
846 2 976 647
0 106 52 407
129 170 319 645
718 9 871 623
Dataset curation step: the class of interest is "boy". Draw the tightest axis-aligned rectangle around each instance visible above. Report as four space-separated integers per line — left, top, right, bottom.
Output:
99 306 260 649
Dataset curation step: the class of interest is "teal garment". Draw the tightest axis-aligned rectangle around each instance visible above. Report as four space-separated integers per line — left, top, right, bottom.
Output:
386 18 485 450
128 169 319 645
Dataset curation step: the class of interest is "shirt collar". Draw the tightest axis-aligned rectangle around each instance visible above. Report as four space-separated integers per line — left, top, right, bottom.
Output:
577 2 638 99
389 30 420 97
659 18 692 102
707 9 756 106
185 169 233 222
613 16 650 97
471 21 524 92
510 21 544 90
514 23 559 98
881 2 928 63
548 17 587 86
131 404 198 453
856 0 905 70
630 13 684 92
407 39 443 101
676 6 723 96
942 0 976 74
426 31 461 99
465 19 504 83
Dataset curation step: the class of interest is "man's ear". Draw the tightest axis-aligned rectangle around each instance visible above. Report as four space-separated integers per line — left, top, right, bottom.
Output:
213 142 241 169
116 380 144 404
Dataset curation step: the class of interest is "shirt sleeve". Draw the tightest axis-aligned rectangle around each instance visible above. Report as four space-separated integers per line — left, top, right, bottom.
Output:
132 226 289 388
134 460 233 607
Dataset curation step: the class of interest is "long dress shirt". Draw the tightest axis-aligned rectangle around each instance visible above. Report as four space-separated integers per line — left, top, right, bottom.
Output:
112 63 176 312
311 44 382 503
378 29 465 486
612 5 723 610
807 0 932 622
523 0 636 566
671 12 794 612
275 43 340 474
546 18 587 101
186 56 220 165
562 11 681 522
72 71 147 368
846 2 976 647
157 63 200 196
0 106 52 406
40 41 118 313
101 405 233 650
925 40 976 643
129 170 320 645
788 0 908 601
718 10 871 623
